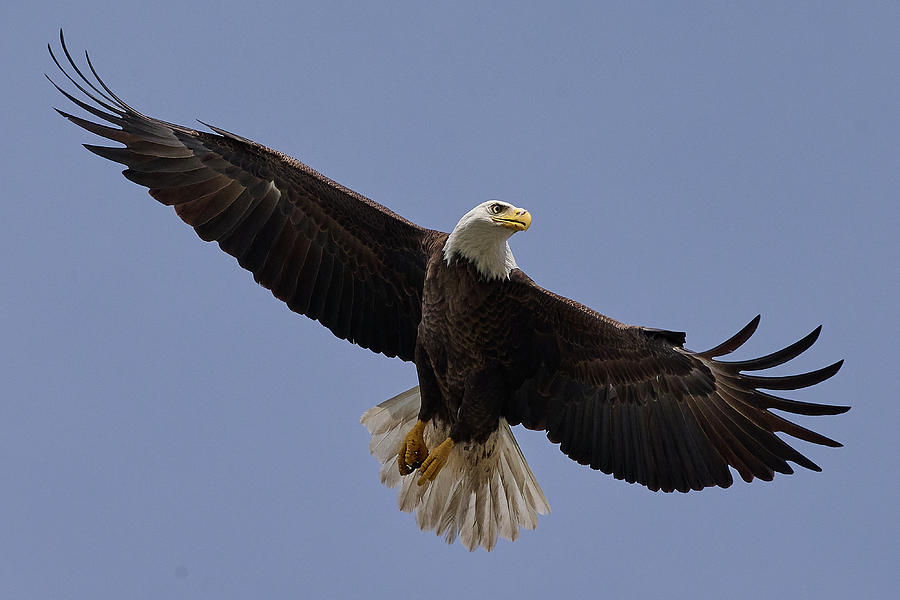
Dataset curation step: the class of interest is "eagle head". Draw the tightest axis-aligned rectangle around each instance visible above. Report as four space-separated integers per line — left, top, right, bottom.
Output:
443 201 532 280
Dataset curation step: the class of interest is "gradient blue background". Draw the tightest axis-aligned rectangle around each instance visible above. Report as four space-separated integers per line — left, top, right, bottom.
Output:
3 2 897 598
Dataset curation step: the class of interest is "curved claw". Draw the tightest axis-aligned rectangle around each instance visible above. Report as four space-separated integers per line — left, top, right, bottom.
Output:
417 437 454 486
398 420 428 475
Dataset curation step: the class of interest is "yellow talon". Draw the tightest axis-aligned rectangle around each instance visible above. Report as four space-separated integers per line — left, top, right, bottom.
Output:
417 437 454 486
398 420 428 475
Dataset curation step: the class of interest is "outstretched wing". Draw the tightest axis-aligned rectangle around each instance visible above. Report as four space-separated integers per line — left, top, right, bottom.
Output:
49 32 442 361
503 270 848 493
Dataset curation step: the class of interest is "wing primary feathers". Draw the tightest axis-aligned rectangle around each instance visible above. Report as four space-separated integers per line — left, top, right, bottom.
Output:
692 394 756 480
740 360 843 391
128 166 223 190
48 35 123 115
695 315 761 358
57 30 118 107
54 109 133 146
721 326 822 371
702 399 775 482
713 388 800 473
708 395 783 477
682 399 737 486
760 411 844 449
82 144 146 166
751 388 850 416
83 44 143 117
46 76 124 126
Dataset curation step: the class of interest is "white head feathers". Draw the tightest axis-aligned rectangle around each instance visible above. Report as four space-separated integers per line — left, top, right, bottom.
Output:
443 201 532 280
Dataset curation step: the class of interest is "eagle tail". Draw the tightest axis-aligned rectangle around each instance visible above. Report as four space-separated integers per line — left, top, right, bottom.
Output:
361 387 550 551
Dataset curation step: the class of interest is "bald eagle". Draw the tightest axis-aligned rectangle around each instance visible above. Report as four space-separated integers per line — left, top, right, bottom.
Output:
50 32 847 551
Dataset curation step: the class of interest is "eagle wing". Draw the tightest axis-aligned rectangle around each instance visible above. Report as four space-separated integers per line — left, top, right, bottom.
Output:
504 270 848 493
49 33 441 361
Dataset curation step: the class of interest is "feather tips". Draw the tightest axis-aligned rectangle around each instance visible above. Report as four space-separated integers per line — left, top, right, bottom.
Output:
361 387 550 551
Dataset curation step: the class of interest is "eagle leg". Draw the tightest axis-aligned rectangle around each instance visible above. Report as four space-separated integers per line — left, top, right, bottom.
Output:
398 419 429 475
417 437 455 486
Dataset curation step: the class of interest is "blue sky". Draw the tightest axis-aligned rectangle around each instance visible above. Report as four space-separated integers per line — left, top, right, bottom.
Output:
2 2 898 598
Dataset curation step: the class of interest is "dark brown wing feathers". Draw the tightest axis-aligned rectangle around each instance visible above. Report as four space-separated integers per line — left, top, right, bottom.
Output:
50 31 438 361
504 272 847 493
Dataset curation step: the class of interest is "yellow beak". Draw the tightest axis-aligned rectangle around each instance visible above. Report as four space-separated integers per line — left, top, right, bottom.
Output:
493 208 532 232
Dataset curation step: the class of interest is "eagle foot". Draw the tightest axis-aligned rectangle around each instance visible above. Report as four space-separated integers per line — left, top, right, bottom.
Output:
417 437 454 486
398 420 428 475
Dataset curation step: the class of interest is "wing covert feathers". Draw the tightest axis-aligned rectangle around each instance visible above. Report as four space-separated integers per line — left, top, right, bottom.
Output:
361 387 550 552
49 31 437 361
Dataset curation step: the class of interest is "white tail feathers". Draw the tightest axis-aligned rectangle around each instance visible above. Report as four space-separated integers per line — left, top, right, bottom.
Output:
360 386 550 551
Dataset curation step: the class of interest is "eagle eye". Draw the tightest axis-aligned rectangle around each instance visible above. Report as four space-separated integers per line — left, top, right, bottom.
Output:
489 203 504 215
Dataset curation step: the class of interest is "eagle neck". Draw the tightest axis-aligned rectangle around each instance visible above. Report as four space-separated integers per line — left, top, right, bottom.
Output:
443 228 518 281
